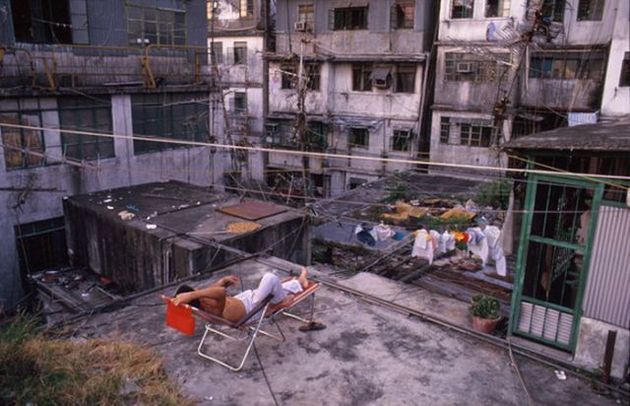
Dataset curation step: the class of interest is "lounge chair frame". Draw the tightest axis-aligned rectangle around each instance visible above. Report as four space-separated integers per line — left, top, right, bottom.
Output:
162 281 320 372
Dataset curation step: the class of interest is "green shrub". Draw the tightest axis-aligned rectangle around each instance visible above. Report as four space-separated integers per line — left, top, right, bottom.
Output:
470 295 500 319
475 179 512 209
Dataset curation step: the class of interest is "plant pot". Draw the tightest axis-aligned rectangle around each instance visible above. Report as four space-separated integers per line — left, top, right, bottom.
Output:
471 315 501 334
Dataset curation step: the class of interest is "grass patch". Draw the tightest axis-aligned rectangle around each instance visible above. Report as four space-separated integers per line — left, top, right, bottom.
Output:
0 314 191 405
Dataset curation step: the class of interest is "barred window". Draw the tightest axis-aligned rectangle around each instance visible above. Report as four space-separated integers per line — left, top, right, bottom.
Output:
59 97 114 161
132 93 209 154
127 5 185 46
0 100 46 170
529 52 605 81
439 117 494 147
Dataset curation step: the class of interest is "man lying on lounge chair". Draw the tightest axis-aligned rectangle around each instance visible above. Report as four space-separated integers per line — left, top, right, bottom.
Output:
173 268 311 323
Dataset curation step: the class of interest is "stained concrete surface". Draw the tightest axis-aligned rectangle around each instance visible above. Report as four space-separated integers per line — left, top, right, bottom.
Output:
70 259 624 405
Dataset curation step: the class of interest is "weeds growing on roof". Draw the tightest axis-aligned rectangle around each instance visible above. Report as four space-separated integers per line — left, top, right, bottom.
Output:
0 313 191 405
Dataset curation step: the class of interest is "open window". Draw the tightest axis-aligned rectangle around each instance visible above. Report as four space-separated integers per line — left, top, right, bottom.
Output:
349 127 369 149
485 0 511 17
11 0 73 44
577 0 605 21
391 1 415 29
452 0 474 19
329 7 368 31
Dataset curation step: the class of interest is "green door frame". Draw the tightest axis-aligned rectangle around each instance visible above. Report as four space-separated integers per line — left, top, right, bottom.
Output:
508 173 604 352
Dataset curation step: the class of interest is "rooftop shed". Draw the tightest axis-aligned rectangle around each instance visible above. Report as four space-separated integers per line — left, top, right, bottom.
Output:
63 181 310 293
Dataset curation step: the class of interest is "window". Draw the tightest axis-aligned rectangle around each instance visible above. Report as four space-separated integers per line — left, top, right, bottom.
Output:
529 0 565 22
349 177 367 190
131 93 209 154
439 117 494 147
0 100 45 170
127 5 186 46
452 0 474 19
392 130 412 152
10 0 73 44
15 217 68 276
59 97 114 161
306 63 321 91
440 117 451 144
298 4 314 30
391 1 415 29
395 65 416 93
352 64 373 91
620 53 630 87
280 63 319 90
485 0 511 17
577 0 605 20
529 52 605 81
234 42 247 65
211 42 223 65
233 92 247 114
330 7 368 30
240 0 255 17
281 65 296 89
460 123 492 147
445 53 510 82
349 127 369 148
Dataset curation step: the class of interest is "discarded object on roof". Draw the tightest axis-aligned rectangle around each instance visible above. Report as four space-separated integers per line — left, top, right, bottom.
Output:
382 201 429 222
226 221 261 234
355 223 377 246
440 205 476 221
117 210 135 221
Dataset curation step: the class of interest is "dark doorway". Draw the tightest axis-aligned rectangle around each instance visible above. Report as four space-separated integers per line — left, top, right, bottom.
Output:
15 217 69 277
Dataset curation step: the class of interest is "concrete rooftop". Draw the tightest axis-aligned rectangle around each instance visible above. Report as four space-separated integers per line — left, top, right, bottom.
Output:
67 257 623 405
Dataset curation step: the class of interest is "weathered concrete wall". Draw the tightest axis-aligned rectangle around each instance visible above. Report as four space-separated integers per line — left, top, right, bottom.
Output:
275 0 432 56
520 79 602 111
600 0 630 117
574 317 630 379
0 95 214 310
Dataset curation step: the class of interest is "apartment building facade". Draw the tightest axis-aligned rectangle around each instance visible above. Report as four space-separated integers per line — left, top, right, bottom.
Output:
430 0 630 175
207 0 267 184
267 0 434 197
0 0 211 310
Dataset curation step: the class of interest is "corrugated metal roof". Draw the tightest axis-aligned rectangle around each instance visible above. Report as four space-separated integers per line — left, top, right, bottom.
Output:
583 205 630 329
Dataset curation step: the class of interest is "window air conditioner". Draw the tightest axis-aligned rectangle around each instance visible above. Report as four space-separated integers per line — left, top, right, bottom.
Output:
373 78 390 88
456 62 474 73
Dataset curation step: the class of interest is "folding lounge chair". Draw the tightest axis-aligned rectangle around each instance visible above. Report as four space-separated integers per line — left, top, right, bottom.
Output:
161 280 320 372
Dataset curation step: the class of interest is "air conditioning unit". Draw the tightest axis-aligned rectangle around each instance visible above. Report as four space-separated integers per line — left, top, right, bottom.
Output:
294 21 309 32
456 62 474 73
373 78 390 88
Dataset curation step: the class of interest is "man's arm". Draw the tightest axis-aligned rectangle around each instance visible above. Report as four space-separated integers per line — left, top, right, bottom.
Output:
173 286 226 306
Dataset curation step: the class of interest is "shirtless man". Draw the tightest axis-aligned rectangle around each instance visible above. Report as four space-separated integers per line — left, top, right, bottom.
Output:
172 268 309 322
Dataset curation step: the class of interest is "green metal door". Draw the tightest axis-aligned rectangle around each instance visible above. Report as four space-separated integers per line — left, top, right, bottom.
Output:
510 175 603 351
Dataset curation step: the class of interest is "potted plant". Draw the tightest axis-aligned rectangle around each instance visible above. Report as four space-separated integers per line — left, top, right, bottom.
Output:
470 294 501 333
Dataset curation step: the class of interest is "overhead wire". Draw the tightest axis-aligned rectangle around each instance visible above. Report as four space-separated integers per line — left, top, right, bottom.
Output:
1 122 628 184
